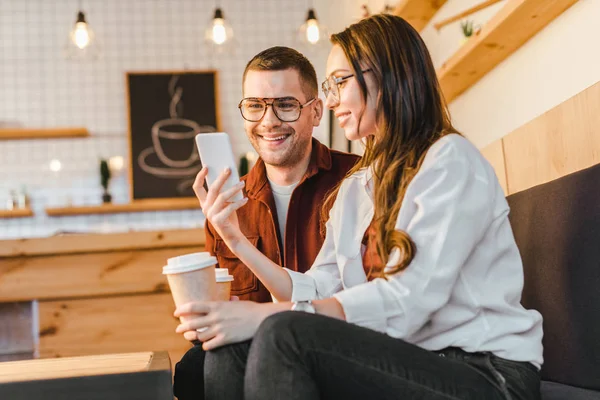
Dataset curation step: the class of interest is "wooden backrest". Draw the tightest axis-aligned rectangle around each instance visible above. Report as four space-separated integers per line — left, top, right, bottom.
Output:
480 80 600 390
507 164 600 390
481 80 600 196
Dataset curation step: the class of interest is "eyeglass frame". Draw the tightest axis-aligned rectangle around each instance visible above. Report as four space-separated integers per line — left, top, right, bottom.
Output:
321 68 372 102
237 97 316 123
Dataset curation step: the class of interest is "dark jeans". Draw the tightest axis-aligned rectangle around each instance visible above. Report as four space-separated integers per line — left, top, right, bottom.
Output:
174 341 206 400
174 312 541 400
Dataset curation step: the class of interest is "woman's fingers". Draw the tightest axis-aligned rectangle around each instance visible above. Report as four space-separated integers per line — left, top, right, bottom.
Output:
192 167 209 204
195 325 219 343
202 334 226 351
183 330 198 342
174 301 213 317
175 314 212 333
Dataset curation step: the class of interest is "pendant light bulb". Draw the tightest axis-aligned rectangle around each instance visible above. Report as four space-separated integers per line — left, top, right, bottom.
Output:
305 10 320 44
212 19 227 45
298 9 326 46
207 8 233 46
64 8 100 60
70 11 93 49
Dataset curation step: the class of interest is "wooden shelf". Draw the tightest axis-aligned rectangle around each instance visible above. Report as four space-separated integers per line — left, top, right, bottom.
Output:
438 0 578 103
45 198 199 217
0 227 205 258
434 0 504 31
0 208 34 219
394 0 448 31
0 127 89 140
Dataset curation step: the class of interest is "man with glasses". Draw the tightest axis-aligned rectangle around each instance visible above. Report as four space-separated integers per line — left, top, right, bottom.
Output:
174 46 358 399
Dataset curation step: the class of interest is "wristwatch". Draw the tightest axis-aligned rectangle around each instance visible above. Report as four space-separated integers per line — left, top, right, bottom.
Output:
291 300 316 314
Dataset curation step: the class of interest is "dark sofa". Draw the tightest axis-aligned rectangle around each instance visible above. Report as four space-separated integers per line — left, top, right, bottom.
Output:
507 163 600 400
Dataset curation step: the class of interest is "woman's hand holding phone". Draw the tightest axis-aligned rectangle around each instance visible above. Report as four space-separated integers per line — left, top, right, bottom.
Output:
192 166 248 249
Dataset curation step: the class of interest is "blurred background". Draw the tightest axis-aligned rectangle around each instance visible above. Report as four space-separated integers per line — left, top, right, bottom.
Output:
1 0 598 239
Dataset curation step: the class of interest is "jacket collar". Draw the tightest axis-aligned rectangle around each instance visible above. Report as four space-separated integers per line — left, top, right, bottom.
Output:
244 138 333 199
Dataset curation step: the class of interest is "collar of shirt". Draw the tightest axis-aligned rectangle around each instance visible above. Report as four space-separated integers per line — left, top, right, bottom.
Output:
244 137 333 200
349 167 374 197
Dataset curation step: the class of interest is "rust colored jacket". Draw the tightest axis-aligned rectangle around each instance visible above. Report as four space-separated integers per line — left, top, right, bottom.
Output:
204 138 359 302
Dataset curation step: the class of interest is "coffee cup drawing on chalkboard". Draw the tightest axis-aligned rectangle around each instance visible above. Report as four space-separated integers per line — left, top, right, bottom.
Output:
137 75 215 194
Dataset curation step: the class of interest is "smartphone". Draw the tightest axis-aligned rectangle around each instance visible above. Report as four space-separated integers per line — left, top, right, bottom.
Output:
195 132 244 202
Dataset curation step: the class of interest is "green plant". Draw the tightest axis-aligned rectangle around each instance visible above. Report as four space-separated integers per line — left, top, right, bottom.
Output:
100 159 111 192
239 155 249 176
460 20 475 37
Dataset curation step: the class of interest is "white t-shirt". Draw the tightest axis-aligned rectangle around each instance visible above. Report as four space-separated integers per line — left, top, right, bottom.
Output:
267 178 300 246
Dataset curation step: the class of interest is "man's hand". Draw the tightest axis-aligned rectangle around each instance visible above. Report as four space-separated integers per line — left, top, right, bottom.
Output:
192 167 248 248
174 300 286 351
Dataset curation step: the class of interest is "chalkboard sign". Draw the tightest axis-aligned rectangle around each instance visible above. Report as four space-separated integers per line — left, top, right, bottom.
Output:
126 70 220 200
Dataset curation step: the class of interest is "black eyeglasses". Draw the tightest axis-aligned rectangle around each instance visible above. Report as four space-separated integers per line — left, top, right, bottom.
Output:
321 69 372 102
238 97 316 122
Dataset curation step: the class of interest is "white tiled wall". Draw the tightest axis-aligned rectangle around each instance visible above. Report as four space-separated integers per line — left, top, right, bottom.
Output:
0 0 345 240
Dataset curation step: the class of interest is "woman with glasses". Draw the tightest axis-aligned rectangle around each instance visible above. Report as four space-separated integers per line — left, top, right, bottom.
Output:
181 13 543 400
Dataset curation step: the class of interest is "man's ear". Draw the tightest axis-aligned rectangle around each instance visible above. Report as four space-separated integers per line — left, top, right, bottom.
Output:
312 98 324 127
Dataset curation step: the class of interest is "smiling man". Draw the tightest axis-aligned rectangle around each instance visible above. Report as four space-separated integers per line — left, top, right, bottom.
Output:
211 46 358 303
173 46 358 400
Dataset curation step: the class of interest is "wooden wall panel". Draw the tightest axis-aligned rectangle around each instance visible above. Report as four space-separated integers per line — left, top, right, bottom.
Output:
480 139 508 195
0 247 204 302
38 293 191 365
503 81 600 194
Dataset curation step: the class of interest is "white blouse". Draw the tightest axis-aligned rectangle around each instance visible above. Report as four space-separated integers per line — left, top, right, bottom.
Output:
285 134 544 367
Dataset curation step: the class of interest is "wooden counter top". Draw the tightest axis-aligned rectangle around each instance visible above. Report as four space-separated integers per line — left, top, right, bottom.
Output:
0 228 205 258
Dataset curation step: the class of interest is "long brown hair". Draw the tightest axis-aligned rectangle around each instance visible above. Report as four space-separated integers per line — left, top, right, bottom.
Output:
322 14 459 277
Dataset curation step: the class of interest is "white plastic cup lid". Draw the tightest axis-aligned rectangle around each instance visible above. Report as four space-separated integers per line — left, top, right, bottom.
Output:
215 268 234 282
162 252 217 274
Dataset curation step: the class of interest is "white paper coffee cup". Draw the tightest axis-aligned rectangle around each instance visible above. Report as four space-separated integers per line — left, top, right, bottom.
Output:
164 252 218 273
163 252 217 325
215 268 234 301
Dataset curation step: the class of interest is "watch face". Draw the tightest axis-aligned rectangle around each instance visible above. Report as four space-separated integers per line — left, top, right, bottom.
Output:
293 301 315 313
